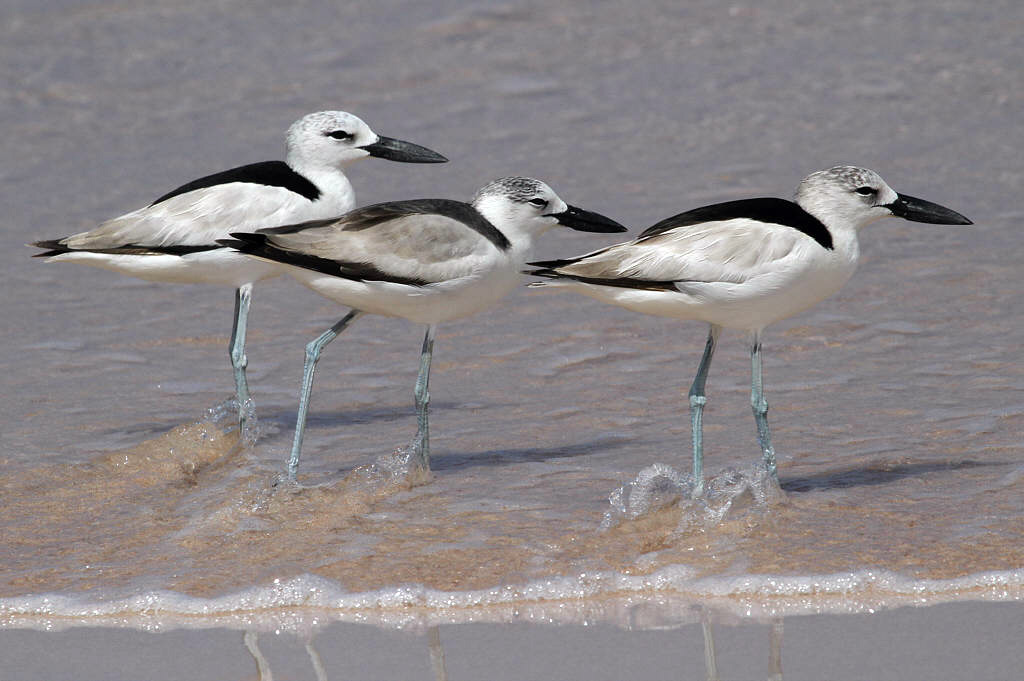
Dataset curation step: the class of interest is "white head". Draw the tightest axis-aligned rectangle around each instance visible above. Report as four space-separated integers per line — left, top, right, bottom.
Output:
471 177 625 245
285 110 447 171
795 165 971 229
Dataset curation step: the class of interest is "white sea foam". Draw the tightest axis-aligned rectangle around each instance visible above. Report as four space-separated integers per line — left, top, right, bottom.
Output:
601 462 784 531
3 567 1021 635
206 396 261 449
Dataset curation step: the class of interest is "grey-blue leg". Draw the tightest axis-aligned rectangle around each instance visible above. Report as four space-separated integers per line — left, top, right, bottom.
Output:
411 325 437 471
229 283 254 434
750 330 778 480
286 309 362 482
688 324 721 495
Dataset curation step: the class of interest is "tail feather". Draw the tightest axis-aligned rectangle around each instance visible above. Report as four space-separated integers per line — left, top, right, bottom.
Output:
525 257 579 270
224 232 270 247
216 231 270 253
524 256 582 281
29 239 71 258
525 266 680 291
218 232 340 277
522 266 563 279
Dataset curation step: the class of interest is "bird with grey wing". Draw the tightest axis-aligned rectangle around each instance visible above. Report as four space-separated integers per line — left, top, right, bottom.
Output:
220 176 626 482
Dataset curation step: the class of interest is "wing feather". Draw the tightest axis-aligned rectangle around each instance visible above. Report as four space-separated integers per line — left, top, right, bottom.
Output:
238 200 502 286
537 218 804 285
56 182 317 250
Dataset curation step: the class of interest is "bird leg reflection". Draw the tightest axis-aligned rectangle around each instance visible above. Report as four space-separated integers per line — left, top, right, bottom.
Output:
768 617 784 681
427 625 448 681
701 609 720 681
243 631 274 681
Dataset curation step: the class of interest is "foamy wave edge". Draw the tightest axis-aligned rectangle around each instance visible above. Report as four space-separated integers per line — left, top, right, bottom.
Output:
3 567 1022 633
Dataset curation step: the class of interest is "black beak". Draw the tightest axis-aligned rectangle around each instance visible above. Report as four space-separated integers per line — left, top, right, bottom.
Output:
886 193 972 225
546 204 628 233
361 136 448 163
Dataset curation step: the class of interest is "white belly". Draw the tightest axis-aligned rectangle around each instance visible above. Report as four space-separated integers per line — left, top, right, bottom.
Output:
46 248 285 287
540 252 859 331
287 264 523 325
43 175 355 288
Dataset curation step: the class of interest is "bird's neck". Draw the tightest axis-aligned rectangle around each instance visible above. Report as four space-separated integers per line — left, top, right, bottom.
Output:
820 217 862 268
497 222 554 264
797 199 863 264
290 162 356 214
474 200 547 263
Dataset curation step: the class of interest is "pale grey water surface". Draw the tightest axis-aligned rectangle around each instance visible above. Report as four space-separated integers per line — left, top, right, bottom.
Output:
2 0 1023 678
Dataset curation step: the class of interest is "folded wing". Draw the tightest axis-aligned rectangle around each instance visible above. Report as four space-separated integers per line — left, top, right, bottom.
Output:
37 178 319 255
532 217 808 288
223 199 505 287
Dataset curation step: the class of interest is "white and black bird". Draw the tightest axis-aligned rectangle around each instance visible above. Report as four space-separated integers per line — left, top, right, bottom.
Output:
31 111 447 435
527 166 972 493
219 176 626 481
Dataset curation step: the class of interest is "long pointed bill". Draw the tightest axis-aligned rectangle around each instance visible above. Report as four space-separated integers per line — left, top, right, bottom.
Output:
362 136 449 163
886 193 972 225
547 204 628 233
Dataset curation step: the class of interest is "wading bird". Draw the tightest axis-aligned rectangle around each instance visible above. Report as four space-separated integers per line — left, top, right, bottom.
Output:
32 111 447 435
221 176 625 481
527 166 971 493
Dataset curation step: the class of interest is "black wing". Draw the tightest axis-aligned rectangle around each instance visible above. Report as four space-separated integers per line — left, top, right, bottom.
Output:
639 197 833 250
151 160 321 206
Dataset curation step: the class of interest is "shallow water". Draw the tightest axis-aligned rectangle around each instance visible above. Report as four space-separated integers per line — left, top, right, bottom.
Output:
2 0 1023 666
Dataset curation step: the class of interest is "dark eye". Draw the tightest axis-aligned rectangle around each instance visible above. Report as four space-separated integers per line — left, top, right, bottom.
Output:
529 198 549 208
855 186 877 196
326 130 353 140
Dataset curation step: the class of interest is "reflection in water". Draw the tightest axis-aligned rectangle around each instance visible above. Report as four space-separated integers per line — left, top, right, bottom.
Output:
427 626 449 681
700 612 785 681
306 639 329 681
3 602 1023 680
701 610 719 681
769 618 784 681
243 631 329 681
235 616 782 681
243 631 273 681
240 626 447 681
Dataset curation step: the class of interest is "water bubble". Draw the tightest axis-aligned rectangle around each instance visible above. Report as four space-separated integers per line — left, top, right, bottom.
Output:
207 396 260 449
601 462 784 532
